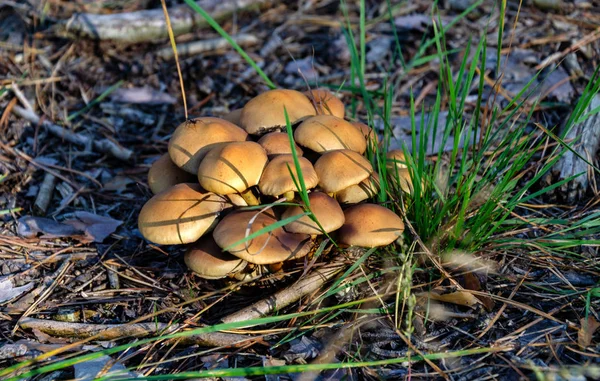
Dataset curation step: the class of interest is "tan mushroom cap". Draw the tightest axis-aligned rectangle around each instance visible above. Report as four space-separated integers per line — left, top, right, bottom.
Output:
138 183 225 245
240 89 316 135
386 150 408 170
336 173 380 204
213 211 313 265
148 153 196 195
258 155 319 197
169 117 248 174
305 89 345 118
314 149 373 193
282 192 344 235
258 132 304 157
338 204 405 248
294 115 367 154
222 108 243 126
390 168 414 194
198 141 268 195
184 236 247 279
351 121 380 146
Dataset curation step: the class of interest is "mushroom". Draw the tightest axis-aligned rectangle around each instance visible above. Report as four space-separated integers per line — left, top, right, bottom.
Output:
138 183 225 245
282 192 344 237
184 236 248 279
386 150 413 194
335 173 380 204
338 204 405 247
222 108 243 126
147 153 196 195
197 141 268 205
351 121 380 147
313 149 373 195
240 89 316 135
258 132 304 158
294 115 367 154
305 89 345 118
213 210 313 265
168 117 248 174
258 154 318 201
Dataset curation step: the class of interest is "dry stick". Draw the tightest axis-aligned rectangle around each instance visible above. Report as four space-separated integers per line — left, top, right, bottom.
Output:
222 260 345 324
156 34 259 59
34 173 57 215
56 0 272 44
12 105 132 161
18 318 251 347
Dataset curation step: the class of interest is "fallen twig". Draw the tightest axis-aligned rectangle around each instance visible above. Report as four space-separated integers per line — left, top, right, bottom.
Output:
156 34 259 59
56 0 272 44
222 260 345 324
12 106 132 161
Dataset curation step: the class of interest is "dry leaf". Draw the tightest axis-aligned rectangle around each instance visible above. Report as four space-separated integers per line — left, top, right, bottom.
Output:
578 316 600 347
0 277 35 305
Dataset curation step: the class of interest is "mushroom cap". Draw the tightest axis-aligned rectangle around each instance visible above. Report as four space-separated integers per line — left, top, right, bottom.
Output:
338 204 405 248
294 115 367 154
282 192 344 235
184 236 247 279
336 173 380 204
258 132 304 157
314 149 373 193
168 117 248 174
240 89 316 135
222 108 243 126
138 183 225 245
148 153 196 195
351 121 380 146
386 150 408 170
213 211 313 264
305 89 345 118
198 141 268 195
390 168 414 194
258 154 319 197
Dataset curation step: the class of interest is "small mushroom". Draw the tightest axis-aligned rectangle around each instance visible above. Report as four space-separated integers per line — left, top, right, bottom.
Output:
258 132 304 158
198 141 268 205
338 204 405 248
282 192 344 236
313 149 373 195
213 211 313 265
240 89 316 135
258 154 318 201
138 183 225 245
184 236 247 279
305 88 345 118
147 153 196 195
386 150 413 193
294 115 367 154
168 117 248 174
336 173 380 204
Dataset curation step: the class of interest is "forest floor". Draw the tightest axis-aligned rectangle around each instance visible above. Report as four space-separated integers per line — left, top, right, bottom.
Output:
1 0 600 380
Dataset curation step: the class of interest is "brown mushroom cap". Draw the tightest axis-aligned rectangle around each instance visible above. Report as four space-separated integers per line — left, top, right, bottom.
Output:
390 168 414 194
351 121 380 146
305 89 345 118
258 154 318 197
198 141 268 195
294 115 367 154
168 117 248 174
336 173 380 204
213 211 313 265
386 150 408 170
258 132 304 157
338 204 405 248
314 149 373 193
184 236 247 279
240 89 316 135
282 192 344 235
138 183 225 245
148 153 196 195
222 108 243 126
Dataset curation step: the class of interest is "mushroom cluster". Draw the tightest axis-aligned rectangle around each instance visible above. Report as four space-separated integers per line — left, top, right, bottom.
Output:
139 88 408 280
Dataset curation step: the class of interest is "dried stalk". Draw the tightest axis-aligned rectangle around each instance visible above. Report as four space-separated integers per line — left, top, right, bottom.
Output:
12 105 132 161
156 34 259 59
34 173 57 215
19 318 253 347
222 261 345 324
56 0 272 44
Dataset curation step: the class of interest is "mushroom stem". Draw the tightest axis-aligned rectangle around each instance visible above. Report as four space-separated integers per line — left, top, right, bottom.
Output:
240 189 260 205
284 191 295 202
